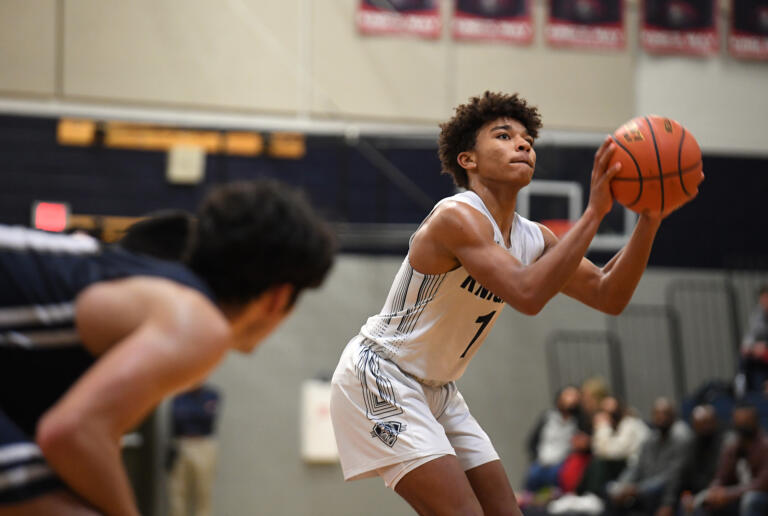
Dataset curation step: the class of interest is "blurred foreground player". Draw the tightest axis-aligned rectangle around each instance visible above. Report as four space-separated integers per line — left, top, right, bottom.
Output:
0 180 334 515
330 92 700 515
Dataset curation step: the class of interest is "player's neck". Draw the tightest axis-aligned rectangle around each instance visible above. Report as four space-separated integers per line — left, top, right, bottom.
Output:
468 183 519 238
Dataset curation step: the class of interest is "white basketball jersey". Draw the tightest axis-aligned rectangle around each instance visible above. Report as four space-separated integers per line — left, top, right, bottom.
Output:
359 190 545 385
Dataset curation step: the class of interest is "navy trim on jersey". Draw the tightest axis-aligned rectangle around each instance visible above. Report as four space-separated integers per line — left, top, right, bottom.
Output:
397 272 446 335
383 264 413 326
0 410 62 504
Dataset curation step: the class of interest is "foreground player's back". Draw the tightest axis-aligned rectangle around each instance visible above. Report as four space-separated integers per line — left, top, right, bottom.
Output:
0 224 214 433
359 190 544 385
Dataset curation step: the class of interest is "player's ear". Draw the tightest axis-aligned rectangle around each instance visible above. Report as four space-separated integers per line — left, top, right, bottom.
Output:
457 151 476 170
264 284 294 315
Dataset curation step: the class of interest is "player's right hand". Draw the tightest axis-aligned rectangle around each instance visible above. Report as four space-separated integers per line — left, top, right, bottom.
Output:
587 136 622 218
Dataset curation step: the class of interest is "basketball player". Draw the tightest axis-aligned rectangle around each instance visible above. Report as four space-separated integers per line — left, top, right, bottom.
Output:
329 91 699 515
0 180 334 515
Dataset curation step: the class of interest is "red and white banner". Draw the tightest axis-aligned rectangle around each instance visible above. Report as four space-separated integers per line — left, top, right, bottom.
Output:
452 0 533 45
546 0 625 49
356 0 442 39
729 0 768 60
641 0 718 55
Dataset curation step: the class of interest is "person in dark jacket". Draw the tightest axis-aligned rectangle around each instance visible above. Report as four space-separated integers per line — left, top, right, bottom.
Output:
656 404 724 516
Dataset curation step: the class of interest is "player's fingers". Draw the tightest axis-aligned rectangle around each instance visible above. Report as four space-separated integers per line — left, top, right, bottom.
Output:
604 161 622 181
686 170 705 198
593 136 612 166
595 143 617 176
595 162 622 190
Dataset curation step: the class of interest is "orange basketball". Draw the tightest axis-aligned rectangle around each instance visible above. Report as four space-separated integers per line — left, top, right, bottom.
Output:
608 115 704 216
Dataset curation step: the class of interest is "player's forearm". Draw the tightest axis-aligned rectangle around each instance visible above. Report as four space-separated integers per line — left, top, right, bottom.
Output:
597 214 661 313
37 416 139 516
518 207 603 313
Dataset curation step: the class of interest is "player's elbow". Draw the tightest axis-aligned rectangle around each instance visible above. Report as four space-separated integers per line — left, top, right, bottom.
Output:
604 303 626 316
520 303 544 316
513 293 546 316
602 297 629 316
36 410 80 461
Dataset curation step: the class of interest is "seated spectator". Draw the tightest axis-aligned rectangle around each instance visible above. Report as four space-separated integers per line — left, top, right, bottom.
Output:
606 397 692 514
656 404 724 516
578 396 649 498
551 377 611 495
739 285 768 393
580 376 611 434
694 403 768 516
558 431 592 494
524 386 582 492
592 396 649 461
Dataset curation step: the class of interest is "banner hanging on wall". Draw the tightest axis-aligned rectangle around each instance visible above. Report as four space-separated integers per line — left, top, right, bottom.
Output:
546 0 625 49
356 0 442 38
641 0 718 55
729 0 768 60
452 0 533 44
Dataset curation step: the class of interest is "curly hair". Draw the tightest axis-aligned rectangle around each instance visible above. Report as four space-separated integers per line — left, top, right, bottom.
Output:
187 180 335 307
438 91 543 189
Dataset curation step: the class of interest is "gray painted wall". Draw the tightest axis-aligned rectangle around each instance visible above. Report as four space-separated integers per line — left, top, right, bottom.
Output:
206 255 729 515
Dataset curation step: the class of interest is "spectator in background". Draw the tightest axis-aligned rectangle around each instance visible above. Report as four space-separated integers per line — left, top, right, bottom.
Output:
524 386 582 492
552 377 611 494
592 396 649 463
580 377 610 434
578 396 649 498
694 403 768 516
739 286 768 393
168 384 221 516
558 431 592 494
657 404 724 516
607 397 691 515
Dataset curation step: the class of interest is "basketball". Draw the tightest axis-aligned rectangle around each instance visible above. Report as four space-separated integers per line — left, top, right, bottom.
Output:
609 115 704 216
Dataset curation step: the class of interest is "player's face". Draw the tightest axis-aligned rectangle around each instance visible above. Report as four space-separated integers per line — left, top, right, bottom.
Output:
468 117 536 187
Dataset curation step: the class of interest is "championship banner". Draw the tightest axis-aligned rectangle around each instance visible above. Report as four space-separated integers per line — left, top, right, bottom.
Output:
641 0 718 55
546 0 625 49
452 0 533 45
729 0 768 60
356 0 441 39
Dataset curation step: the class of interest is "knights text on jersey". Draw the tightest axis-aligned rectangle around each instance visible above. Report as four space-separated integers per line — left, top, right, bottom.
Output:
359 191 545 385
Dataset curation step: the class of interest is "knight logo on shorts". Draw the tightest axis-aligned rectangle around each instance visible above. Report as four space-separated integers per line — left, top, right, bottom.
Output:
370 420 406 447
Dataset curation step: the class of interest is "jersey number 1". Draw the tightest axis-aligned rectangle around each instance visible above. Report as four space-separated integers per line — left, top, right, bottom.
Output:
460 311 496 358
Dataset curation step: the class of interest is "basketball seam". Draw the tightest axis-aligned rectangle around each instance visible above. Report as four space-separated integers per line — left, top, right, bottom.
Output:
644 116 665 214
678 128 691 197
611 160 702 181
610 135 643 208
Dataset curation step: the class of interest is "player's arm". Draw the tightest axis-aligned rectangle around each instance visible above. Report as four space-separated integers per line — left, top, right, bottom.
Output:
539 213 663 315
35 278 230 516
418 137 621 315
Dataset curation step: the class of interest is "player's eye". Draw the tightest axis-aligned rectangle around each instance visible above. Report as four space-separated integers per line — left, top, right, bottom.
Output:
496 133 510 140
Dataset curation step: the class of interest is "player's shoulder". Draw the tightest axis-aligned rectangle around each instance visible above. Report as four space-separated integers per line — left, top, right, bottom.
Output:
531 220 556 247
76 276 226 352
88 276 220 320
424 199 495 242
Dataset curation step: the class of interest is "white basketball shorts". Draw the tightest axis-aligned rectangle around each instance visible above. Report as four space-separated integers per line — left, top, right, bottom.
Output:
329 336 499 487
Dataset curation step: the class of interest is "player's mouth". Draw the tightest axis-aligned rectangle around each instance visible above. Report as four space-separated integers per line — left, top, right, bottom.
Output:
509 159 532 168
